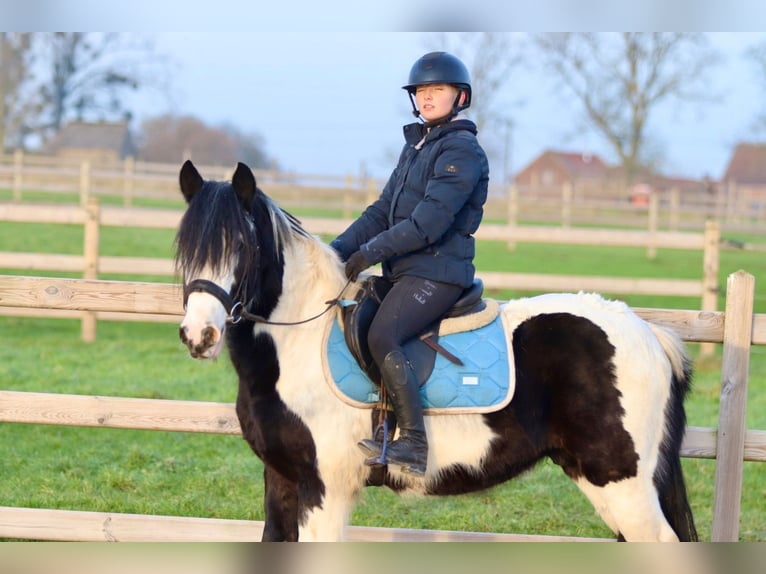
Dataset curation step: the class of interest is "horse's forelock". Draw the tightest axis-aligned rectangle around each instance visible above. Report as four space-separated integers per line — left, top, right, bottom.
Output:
175 181 257 279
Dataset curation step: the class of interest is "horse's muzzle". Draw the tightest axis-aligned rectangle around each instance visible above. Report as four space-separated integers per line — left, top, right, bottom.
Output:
179 324 223 359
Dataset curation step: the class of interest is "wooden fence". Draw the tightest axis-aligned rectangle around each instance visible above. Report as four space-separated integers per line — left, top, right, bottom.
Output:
0 272 764 541
2 151 765 233
0 200 721 346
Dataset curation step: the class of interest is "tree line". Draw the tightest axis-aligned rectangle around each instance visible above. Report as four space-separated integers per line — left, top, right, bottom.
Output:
0 33 274 169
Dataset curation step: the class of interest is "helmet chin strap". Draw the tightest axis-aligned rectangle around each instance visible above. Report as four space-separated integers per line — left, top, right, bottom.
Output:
407 90 463 128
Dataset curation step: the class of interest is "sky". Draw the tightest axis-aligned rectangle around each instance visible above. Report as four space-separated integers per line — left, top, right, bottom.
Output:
3 2 766 183
122 32 766 183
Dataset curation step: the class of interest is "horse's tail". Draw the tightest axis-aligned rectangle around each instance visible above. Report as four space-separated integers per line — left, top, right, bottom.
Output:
649 323 699 541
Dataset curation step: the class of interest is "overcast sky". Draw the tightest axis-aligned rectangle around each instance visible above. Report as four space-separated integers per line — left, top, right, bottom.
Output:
3 2 766 182
122 32 765 183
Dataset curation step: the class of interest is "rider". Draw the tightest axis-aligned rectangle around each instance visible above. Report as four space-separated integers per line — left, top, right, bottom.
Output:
330 51 489 476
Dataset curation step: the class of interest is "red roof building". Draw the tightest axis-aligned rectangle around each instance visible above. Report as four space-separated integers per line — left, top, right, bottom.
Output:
722 143 766 186
514 149 609 192
721 143 766 204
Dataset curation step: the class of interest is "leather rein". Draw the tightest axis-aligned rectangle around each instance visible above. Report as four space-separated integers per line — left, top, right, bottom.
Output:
182 277 352 327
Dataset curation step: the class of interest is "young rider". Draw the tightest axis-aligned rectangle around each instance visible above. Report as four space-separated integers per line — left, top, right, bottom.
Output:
330 51 490 476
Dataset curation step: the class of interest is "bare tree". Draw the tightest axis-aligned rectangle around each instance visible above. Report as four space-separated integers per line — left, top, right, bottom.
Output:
534 33 719 184
0 33 38 150
220 122 274 170
746 38 766 133
138 114 274 169
36 33 164 137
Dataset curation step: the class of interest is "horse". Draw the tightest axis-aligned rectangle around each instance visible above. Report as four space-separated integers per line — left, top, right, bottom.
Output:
174 160 698 542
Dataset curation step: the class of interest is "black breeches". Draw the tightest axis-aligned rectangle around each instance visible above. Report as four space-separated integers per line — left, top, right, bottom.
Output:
367 275 463 368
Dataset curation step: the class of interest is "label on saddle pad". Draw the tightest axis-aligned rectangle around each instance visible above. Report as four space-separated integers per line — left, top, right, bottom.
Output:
322 313 514 414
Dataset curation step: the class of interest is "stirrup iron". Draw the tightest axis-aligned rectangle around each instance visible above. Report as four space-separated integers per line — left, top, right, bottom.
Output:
362 418 390 466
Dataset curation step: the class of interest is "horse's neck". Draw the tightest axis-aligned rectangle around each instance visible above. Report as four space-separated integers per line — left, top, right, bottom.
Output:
273 237 346 323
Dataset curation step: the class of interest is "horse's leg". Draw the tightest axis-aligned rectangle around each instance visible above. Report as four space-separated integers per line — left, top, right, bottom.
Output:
298 491 357 541
569 479 619 536
574 477 678 542
261 464 300 541
298 456 366 541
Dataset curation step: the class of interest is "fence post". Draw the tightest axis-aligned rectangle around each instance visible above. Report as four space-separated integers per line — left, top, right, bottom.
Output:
366 178 376 206
647 192 658 259
699 220 721 357
123 156 135 207
669 187 680 231
711 270 754 541
79 160 91 207
81 197 100 343
343 173 353 219
561 182 572 229
12 149 23 202
506 184 518 251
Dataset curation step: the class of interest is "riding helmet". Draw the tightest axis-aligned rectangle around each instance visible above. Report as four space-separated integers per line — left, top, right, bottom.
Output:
402 51 472 112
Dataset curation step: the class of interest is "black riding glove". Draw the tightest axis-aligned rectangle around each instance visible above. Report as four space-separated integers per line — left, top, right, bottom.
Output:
344 250 371 281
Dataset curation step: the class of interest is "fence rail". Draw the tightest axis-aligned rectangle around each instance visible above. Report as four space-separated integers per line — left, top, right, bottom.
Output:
0 272 762 541
0 506 612 542
0 201 721 344
2 151 765 232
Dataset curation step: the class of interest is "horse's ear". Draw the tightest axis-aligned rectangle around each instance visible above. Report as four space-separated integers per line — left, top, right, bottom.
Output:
179 160 204 203
232 162 256 208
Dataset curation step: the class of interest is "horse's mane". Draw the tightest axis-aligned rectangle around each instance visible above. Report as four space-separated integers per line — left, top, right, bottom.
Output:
174 177 315 282
261 193 312 257
262 193 348 289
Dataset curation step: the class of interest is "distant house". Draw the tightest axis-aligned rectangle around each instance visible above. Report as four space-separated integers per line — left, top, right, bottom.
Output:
722 143 766 186
721 143 766 205
45 121 136 163
513 149 610 195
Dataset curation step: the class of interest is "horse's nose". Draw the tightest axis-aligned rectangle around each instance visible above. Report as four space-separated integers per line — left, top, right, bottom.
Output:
179 325 190 345
179 323 222 359
200 325 219 349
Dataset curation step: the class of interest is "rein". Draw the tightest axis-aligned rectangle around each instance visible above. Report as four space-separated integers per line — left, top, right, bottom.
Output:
183 277 353 327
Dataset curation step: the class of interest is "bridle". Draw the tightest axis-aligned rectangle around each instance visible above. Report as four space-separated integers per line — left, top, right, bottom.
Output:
180 204 352 327
182 277 352 327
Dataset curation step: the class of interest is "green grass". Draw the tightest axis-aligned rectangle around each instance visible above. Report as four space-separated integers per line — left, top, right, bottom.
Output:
1 213 765 541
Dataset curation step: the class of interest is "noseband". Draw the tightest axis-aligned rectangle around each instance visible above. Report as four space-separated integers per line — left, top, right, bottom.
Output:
182 277 352 327
183 278 248 324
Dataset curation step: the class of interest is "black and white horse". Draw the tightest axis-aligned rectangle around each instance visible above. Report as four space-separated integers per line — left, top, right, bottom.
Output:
175 160 697 542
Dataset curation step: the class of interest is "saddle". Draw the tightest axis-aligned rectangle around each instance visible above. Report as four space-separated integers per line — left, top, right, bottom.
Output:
341 276 488 386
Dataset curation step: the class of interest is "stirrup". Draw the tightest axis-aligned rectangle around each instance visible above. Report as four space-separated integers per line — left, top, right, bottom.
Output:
357 419 390 467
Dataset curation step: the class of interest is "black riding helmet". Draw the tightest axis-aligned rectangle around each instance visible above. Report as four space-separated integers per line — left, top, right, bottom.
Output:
402 51 472 125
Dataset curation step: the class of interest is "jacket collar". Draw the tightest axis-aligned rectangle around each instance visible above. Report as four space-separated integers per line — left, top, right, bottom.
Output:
402 116 477 148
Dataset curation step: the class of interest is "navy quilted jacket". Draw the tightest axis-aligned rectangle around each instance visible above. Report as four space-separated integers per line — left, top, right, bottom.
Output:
331 118 489 289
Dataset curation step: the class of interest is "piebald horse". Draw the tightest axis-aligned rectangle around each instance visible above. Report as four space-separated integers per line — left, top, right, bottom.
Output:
175 160 697 542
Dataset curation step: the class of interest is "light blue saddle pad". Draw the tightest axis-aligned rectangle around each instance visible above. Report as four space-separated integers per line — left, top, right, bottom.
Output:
325 314 513 413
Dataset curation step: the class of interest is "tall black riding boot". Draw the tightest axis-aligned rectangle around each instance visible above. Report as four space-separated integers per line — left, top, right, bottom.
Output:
357 350 428 476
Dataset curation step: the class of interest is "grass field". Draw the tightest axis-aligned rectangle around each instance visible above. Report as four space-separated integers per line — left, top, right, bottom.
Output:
0 203 764 541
